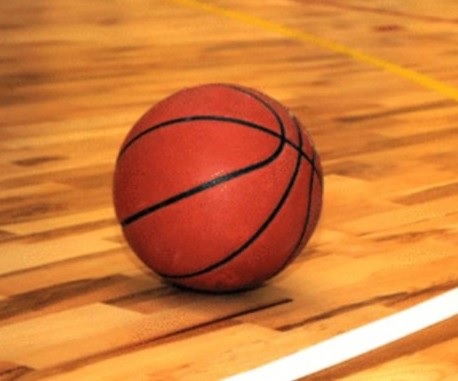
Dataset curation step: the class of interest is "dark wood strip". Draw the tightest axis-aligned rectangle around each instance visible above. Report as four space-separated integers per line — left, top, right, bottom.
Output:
278 280 458 331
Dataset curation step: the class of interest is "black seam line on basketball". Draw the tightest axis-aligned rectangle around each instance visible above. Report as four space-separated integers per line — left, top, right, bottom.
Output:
156 86 295 279
222 83 319 163
310 146 323 188
121 99 287 227
223 83 322 192
121 134 285 226
161 126 304 280
223 83 322 185
279 151 317 273
117 115 313 165
268 115 312 278
276 117 313 272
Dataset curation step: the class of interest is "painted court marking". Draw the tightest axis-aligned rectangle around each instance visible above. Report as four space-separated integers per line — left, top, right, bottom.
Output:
172 0 458 102
224 288 458 380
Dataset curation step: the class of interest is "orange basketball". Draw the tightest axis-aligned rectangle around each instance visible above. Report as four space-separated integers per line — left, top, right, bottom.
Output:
113 84 323 292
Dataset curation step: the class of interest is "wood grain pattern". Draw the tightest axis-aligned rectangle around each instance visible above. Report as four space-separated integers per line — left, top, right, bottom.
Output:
1 0 457 379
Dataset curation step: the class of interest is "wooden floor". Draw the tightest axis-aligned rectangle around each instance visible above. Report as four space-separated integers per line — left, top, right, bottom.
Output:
1 0 457 379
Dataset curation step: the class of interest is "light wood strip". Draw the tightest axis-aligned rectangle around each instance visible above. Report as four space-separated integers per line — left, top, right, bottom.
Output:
339 195 458 234
0 249 147 296
0 275 156 327
1 207 115 235
0 226 122 275
0 304 143 367
30 324 278 381
3 288 287 369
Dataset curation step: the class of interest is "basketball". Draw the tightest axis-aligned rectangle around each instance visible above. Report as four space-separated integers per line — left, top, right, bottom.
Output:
113 83 323 292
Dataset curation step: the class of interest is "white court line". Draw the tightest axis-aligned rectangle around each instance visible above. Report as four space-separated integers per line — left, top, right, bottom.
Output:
224 287 458 381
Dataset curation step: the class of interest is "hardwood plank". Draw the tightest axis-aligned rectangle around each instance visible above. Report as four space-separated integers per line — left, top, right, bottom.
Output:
0 248 146 295
0 304 144 368
1 207 115 236
0 226 122 275
0 362 33 381
0 274 155 326
27 324 278 381
1 288 287 369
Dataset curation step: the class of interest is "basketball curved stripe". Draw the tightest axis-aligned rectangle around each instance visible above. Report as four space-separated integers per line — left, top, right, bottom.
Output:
273 151 319 277
121 91 287 226
118 83 316 166
266 117 316 277
285 119 320 265
119 110 320 226
160 101 305 279
220 84 323 186
223 84 301 147
118 115 314 164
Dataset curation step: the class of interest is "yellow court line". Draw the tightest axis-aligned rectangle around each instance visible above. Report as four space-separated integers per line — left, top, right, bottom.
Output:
172 0 458 102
